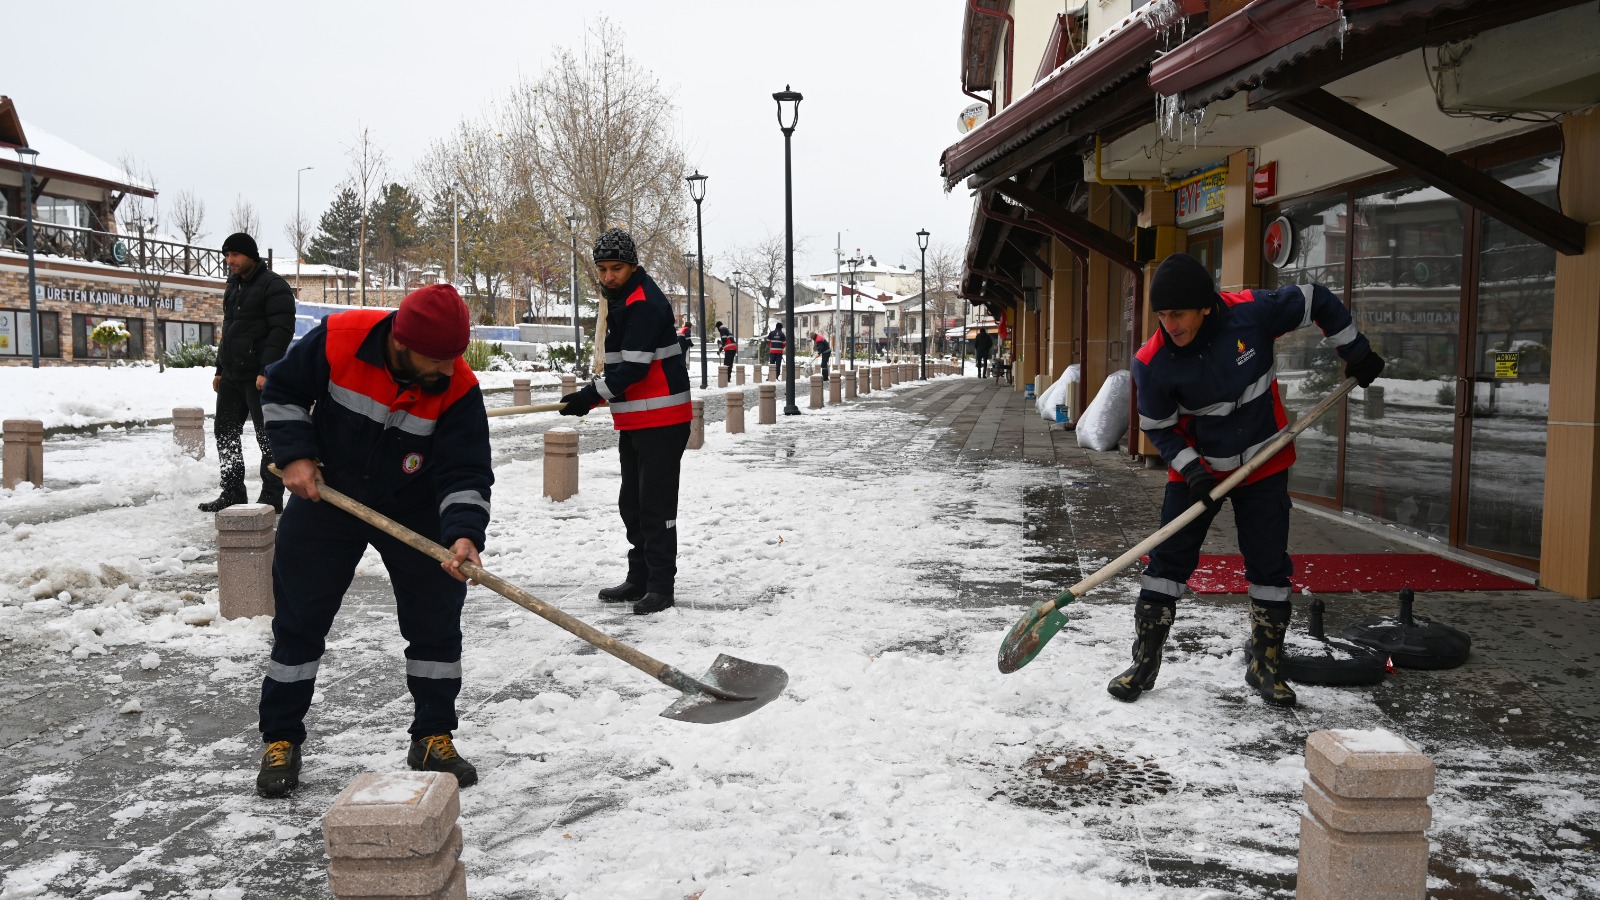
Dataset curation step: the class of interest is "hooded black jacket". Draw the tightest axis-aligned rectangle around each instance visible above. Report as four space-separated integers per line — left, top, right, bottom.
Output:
216 260 296 379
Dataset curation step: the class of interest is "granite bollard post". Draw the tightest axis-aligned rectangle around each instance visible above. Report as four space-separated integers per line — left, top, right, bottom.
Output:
560 374 577 397
736 365 746 385
870 367 882 391
828 371 842 405
858 368 870 395
1297 729 1435 900
172 407 207 460
2 419 44 490
809 374 824 409
758 384 777 425
718 365 730 389
1365 385 1386 420
689 399 705 449
768 363 778 383
323 771 465 900
216 504 276 619
512 378 531 407
543 427 579 502
844 369 858 400
725 391 745 433
752 362 763 383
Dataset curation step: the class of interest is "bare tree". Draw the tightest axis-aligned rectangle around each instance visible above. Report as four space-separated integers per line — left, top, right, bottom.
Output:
171 190 207 245
282 208 313 271
345 126 388 306
116 154 159 236
731 230 813 332
230 195 260 238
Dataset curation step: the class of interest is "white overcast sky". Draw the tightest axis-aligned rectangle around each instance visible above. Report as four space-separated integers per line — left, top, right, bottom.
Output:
10 0 981 278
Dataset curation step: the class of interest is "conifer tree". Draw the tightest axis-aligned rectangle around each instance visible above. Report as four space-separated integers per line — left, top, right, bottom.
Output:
305 186 363 271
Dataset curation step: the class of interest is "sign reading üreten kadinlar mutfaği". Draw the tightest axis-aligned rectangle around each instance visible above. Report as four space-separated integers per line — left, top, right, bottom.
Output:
33 285 185 312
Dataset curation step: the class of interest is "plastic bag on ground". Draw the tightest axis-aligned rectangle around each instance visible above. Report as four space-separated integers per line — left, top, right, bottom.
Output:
1037 365 1081 420
1076 369 1130 451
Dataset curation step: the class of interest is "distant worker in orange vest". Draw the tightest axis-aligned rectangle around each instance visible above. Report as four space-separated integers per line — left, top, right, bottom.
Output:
561 229 693 616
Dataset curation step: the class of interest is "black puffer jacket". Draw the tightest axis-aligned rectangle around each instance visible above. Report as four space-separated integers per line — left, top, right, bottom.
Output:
216 261 295 379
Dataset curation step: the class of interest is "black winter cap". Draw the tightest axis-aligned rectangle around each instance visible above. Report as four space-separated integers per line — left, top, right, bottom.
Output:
221 232 260 260
592 229 639 265
1149 253 1219 312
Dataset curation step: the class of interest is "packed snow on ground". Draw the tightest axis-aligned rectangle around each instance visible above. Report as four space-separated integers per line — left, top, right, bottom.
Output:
1 371 1596 900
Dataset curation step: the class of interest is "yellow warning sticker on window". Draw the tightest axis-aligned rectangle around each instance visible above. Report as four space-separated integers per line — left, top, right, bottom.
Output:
1494 352 1519 379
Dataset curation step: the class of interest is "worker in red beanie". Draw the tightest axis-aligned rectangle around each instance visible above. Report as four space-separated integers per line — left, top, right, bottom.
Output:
251 282 492 798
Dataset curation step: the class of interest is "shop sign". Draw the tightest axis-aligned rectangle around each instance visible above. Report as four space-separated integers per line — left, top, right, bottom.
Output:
957 102 989 134
34 284 185 312
1494 352 1519 379
1174 162 1227 226
1253 161 1277 201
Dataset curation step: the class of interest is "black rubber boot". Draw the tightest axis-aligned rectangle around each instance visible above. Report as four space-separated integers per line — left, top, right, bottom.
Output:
632 592 675 615
199 492 247 513
408 734 478 788
256 740 301 798
598 582 646 603
1245 601 1298 708
255 490 284 514
1107 598 1176 702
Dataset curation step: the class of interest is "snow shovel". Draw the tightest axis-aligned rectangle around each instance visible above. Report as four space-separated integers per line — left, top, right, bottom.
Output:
997 377 1360 674
486 403 613 418
268 469 787 723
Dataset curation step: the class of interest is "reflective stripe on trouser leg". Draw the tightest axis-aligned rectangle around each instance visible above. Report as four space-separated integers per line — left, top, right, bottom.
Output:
260 497 366 745
371 502 468 739
1248 584 1291 604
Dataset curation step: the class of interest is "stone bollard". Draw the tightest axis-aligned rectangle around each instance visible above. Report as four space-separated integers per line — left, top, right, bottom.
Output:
844 369 858 400
173 407 207 459
543 427 579 502
870 367 882 391
736 365 746 385
689 399 705 450
512 378 531 407
858 368 870 395
2 419 44 490
758 384 777 425
718 365 730 389
725 391 745 434
1297 729 1434 900
1365 385 1386 420
768 363 778 383
560 374 577 397
216 504 276 619
752 362 763 383
324 772 465 900
809 374 824 409
829 372 843 405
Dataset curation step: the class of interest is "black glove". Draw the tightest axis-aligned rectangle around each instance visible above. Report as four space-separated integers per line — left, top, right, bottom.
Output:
1184 466 1221 511
1345 351 1385 388
559 387 599 417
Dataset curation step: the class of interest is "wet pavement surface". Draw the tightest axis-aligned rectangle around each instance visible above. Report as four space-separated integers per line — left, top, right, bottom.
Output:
2 371 1596 898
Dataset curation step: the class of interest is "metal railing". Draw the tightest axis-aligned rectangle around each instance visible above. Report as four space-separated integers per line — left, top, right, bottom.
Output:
0 216 227 280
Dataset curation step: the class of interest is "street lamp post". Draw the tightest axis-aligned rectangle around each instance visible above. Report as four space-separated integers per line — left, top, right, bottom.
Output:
686 170 709 389
961 300 969 375
451 187 459 286
773 85 803 415
847 254 862 369
683 252 696 327
916 228 929 380
566 212 581 358
15 147 41 368
296 166 313 292
730 270 742 347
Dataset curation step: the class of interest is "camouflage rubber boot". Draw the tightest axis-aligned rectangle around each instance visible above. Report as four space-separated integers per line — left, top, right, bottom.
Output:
1244 601 1298 708
1107 598 1176 702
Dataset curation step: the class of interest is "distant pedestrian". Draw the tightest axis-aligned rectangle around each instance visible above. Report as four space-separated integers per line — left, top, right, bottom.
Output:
561 229 691 616
717 320 737 369
813 333 831 380
256 283 491 798
766 322 786 368
201 232 294 514
974 328 994 378
676 317 693 370
1111 253 1384 710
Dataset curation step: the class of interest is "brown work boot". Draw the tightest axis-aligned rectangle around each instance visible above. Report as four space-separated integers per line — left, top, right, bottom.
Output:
256 740 301 798
408 734 478 788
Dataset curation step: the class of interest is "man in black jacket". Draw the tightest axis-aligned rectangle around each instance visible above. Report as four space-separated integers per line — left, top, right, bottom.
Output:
201 232 295 513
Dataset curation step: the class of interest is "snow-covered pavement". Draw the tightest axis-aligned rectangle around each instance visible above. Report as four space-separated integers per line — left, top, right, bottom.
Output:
1 368 1597 899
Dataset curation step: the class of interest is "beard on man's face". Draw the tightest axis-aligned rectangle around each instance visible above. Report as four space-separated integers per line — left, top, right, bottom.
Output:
394 349 452 395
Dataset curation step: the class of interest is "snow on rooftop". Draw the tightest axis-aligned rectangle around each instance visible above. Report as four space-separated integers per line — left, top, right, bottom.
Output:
19 119 152 193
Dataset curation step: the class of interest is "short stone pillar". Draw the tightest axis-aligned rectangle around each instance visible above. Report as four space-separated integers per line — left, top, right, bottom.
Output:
1297 729 1434 900
560 374 577 397
858 368 870 395
172 407 206 459
718 365 730 388
725 391 745 434
689 399 705 450
828 372 843 405
324 772 465 900
844 369 858 400
736 365 746 385
809 374 824 409
752 362 763 383
768 363 778 383
216 504 276 619
870 367 882 391
2 419 44 490
512 378 531 407
1365 385 1386 420
543 427 579 502
758 384 777 425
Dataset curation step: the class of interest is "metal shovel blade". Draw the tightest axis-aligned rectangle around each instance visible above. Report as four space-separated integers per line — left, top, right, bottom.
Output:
997 593 1074 674
659 654 789 724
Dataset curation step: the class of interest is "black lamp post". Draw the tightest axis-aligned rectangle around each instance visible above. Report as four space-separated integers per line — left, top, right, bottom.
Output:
686 170 709 389
916 228 929 380
960 300 969 375
15 147 41 368
846 254 862 369
566 211 581 357
730 270 742 347
683 251 696 328
773 85 803 415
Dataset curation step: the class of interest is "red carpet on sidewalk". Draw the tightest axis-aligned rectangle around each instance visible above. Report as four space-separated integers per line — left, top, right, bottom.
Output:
1165 553 1530 593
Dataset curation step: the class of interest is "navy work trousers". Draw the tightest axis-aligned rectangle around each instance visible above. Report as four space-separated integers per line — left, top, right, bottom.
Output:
1140 469 1293 606
259 494 467 745
617 422 690 594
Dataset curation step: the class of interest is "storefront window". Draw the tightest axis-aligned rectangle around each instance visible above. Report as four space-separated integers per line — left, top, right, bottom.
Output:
35 196 92 230
1343 177 1465 539
0 310 61 358
1263 196 1348 501
73 314 145 361
160 320 215 350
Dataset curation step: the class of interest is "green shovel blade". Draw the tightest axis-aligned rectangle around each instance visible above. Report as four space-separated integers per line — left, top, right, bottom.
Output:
997 592 1075 674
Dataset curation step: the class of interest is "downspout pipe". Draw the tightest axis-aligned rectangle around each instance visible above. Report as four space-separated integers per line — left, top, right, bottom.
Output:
968 0 1014 109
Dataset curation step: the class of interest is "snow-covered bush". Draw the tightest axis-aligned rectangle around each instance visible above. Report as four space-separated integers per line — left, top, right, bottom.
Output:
163 343 218 369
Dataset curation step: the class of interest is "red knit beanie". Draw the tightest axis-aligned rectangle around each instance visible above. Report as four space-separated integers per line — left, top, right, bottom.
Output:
393 284 471 360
